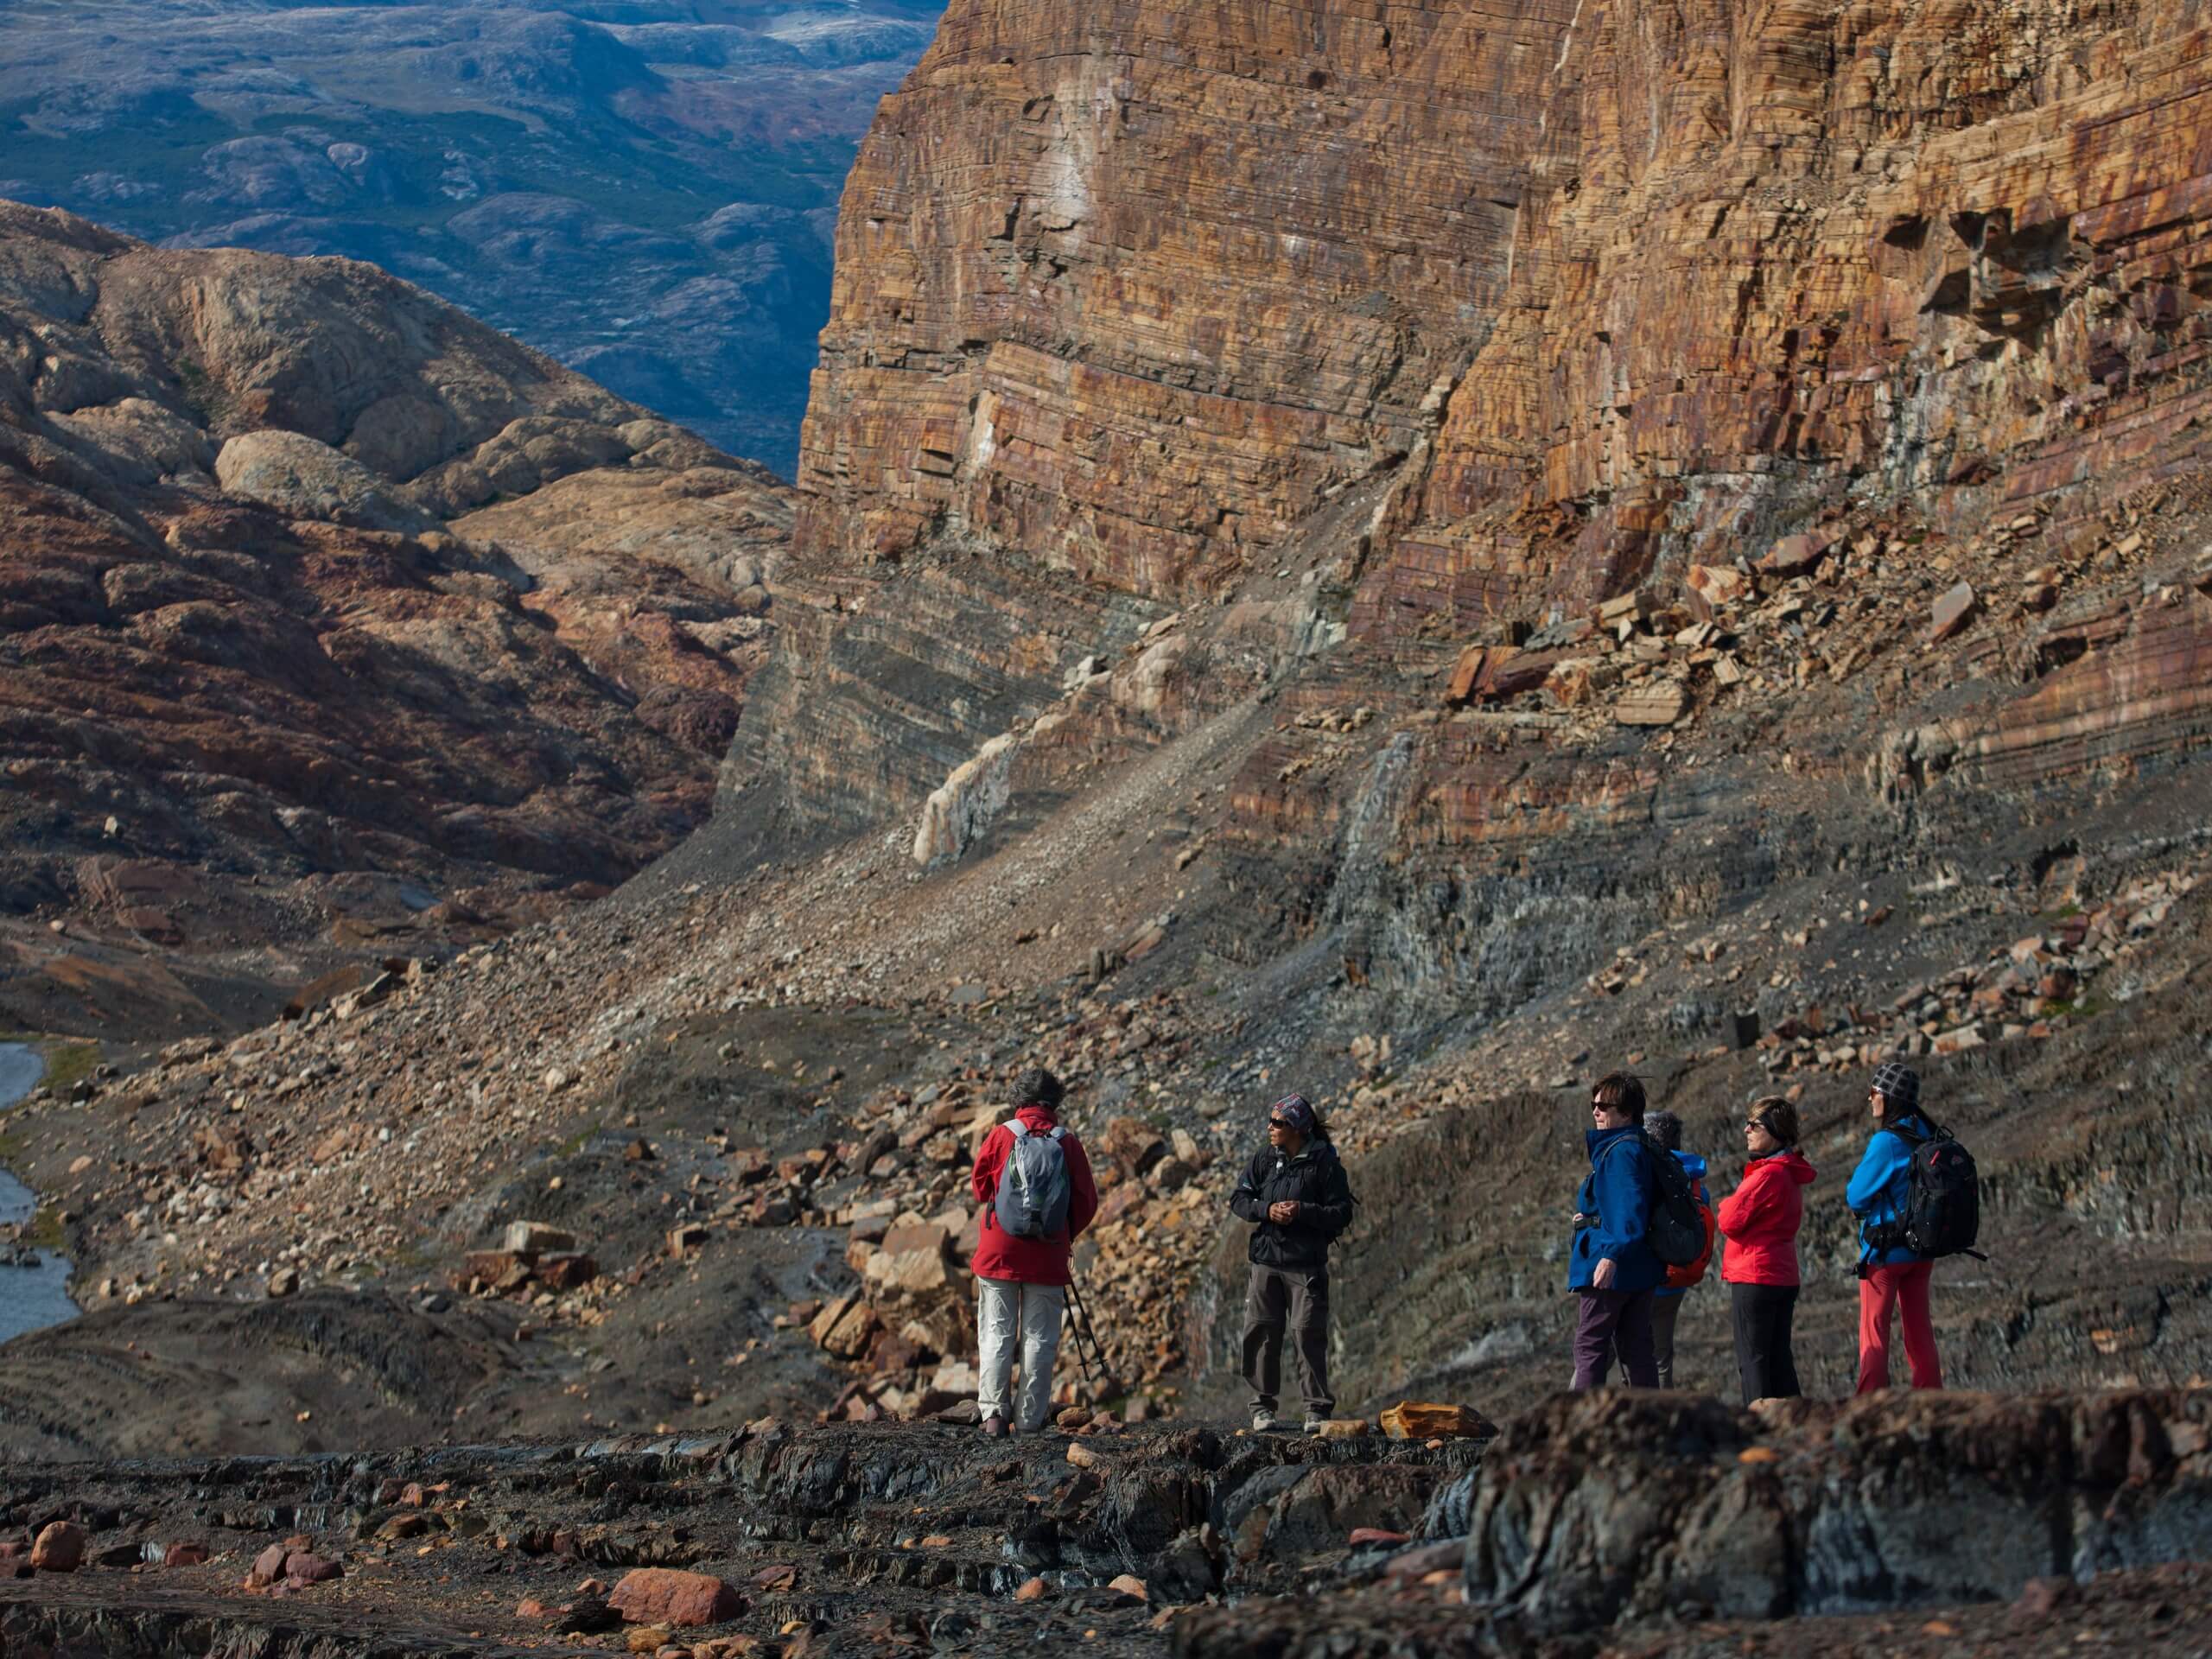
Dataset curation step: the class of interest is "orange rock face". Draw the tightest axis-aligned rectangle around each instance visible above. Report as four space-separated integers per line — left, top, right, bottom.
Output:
1366 0 2212 639
797 0 1579 600
749 0 2212 874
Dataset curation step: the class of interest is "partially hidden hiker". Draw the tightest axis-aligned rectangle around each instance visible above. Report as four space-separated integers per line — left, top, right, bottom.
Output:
1642 1109 1715 1389
1229 1092 1354 1433
1846 1061 1950 1393
1568 1072 1666 1389
968 1065 1098 1437
1715 1096 1815 1403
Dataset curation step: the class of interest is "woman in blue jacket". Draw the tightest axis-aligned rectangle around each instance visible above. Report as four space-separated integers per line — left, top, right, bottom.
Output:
1568 1072 1664 1389
1845 1060 1945 1393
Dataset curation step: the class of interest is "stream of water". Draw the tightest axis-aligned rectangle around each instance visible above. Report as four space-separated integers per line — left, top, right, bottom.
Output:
0 1042 79 1345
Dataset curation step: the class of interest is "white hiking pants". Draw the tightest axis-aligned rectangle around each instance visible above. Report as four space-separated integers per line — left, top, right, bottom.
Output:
976 1274 1065 1433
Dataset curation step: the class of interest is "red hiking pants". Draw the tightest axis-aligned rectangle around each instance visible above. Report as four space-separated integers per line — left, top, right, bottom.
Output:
1856 1261 1943 1393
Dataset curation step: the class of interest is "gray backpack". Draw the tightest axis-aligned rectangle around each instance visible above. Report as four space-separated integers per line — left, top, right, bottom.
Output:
993 1121 1072 1239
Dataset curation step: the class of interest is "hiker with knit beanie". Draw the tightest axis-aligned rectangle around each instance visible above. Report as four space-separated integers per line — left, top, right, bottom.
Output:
969 1065 1098 1436
1229 1093 1356 1433
1847 1060 1946 1393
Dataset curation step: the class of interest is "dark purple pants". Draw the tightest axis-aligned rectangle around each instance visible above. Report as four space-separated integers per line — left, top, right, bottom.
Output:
1573 1287 1659 1389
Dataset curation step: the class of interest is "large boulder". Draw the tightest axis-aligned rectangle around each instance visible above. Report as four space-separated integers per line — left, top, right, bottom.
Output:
215 429 435 534
607 1567 746 1627
29 1522 85 1573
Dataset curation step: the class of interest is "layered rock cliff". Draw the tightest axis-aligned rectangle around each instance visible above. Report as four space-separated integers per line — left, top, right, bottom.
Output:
734 0 2212 1016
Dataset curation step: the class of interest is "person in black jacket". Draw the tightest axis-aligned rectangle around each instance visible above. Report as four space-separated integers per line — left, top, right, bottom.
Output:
1228 1092 1354 1433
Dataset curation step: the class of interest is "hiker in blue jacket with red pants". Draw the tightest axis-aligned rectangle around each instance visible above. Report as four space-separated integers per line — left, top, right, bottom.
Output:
1846 1060 1944 1393
1569 1072 1664 1389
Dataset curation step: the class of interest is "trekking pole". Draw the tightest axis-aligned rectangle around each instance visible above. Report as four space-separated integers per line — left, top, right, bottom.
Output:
1064 1275 1108 1389
1060 1286 1097 1389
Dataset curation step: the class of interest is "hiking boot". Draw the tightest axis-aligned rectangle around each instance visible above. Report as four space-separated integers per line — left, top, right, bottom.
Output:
1250 1408 1277 1433
981 1414 1009 1440
1301 1415 1326 1434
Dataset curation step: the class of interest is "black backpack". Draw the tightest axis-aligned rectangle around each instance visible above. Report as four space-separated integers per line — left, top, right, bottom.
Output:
1604 1130 1704 1267
1874 1119 1986 1260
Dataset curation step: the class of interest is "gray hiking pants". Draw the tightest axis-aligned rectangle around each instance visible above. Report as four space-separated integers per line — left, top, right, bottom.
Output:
1242 1265 1332 1418
976 1275 1065 1433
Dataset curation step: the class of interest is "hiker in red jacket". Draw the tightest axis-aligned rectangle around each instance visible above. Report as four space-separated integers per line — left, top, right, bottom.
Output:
1715 1096 1815 1403
968 1066 1098 1437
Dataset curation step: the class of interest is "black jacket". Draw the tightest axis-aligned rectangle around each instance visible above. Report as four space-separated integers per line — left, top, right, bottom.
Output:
1230 1138 1355 1272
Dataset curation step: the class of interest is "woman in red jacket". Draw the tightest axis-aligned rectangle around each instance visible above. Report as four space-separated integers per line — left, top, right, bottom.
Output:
1715 1097 1815 1403
967 1067 1099 1437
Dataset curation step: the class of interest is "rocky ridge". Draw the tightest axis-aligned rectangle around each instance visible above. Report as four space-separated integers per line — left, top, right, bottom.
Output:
0 0 947 476
0 200 791 1033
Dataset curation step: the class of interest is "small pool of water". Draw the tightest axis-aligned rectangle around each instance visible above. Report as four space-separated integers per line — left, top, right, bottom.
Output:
0 1041 79 1346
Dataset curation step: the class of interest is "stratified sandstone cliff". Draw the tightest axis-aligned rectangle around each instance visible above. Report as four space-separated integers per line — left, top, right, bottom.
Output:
730 0 1584 842
741 0 2212 990
0 201 790 1028
795 0 1577 593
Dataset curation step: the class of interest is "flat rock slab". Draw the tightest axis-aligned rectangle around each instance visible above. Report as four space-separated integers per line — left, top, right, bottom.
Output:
607 1567 744 1627
1615 684 1688 726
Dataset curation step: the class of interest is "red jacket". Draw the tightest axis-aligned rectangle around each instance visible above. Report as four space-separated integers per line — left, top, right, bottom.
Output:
1716 1149 1816 1286
968 1104 1099 1286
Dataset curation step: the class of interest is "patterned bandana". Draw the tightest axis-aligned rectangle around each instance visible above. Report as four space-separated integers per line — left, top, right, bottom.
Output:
1268 1093 1315 1132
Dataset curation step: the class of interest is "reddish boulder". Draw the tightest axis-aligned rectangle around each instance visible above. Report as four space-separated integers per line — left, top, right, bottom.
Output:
1445 643 1489 703
249 1542 291 1586
164 1541 212 1567
285 1552 342 1586
1685 563 1751 619
1098 1116 1167 1176
31 1522 86 1573
538 1253 599 1290
608 1567 747 1627
1758 531 1833 577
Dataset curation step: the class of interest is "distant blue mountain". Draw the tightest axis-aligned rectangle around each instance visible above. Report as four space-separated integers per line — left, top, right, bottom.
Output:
0 0 945 479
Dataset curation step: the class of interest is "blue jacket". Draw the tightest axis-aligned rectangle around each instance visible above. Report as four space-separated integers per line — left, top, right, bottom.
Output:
1569 1125 1665 1293
1655 1151 1707 1299
1846 1112 1936 1266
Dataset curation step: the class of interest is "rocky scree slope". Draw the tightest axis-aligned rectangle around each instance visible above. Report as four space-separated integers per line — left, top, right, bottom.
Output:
0 200 791 1035
751 0 2212 1020
10 696 2212 1459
